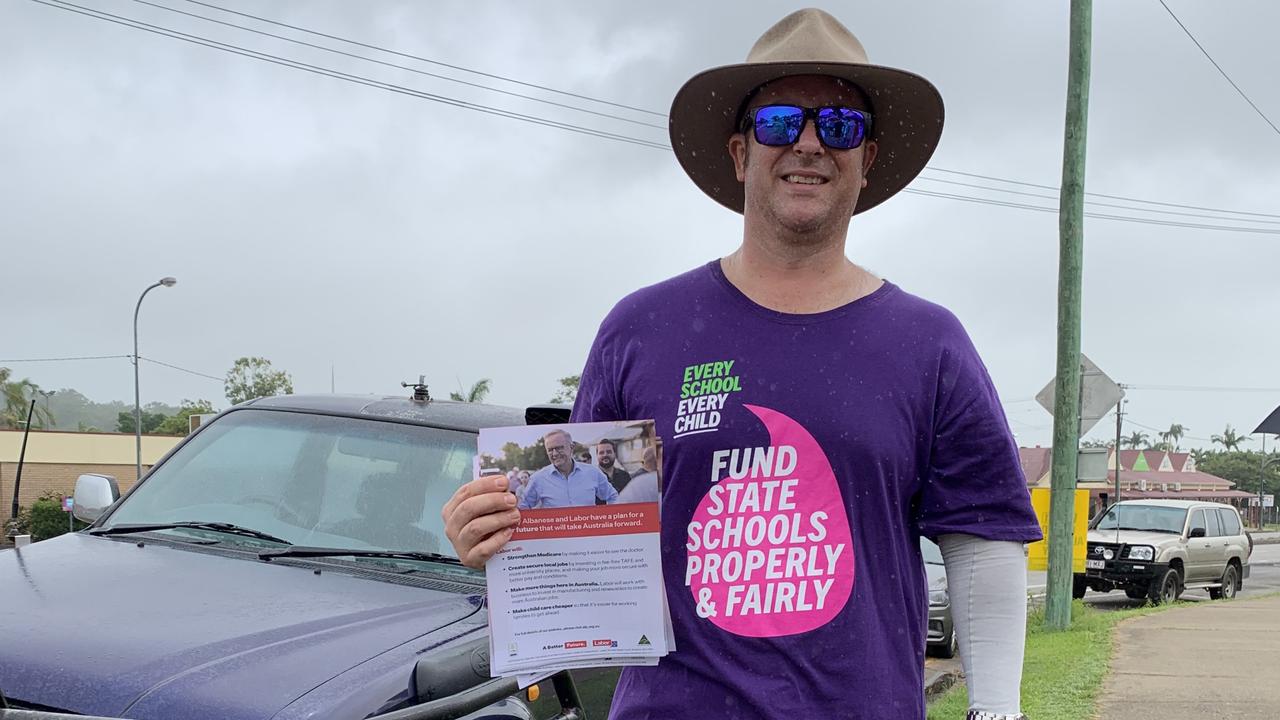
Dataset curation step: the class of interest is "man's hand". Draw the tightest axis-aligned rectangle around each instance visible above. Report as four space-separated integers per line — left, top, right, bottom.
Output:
443 474 521 568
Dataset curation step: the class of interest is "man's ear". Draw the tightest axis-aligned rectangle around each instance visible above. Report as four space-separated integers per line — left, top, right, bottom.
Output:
860 141 878 188
729 133 749 182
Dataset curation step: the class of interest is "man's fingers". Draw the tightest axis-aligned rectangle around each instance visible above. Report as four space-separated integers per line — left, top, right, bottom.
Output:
445 489 518 541
442 475 509 525
463 525 517 568
459 508 521 547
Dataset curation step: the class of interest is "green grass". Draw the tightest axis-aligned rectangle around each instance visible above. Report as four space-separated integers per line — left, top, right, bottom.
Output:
927 600 1181 720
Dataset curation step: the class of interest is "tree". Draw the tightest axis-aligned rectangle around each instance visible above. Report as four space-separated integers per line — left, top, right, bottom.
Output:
47 389 177 434
1160 423 1188 452
225 357 293 405
155 399 216 435
450 378 492 403
1196 450 1280 497
0 368 54 429
550 374 580 404
1121 430 1149 449
1211 424 1251 452
117 410 169 434
479 437 588 474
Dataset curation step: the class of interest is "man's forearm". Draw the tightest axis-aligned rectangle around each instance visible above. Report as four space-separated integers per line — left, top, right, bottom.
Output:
938 533 1028 716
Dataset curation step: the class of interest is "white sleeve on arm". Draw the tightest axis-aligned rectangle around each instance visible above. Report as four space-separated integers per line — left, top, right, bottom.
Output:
938 532 1027 715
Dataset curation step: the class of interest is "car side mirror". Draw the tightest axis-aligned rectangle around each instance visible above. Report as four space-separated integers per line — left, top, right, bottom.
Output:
1188 527 1206 539
73 473 120 524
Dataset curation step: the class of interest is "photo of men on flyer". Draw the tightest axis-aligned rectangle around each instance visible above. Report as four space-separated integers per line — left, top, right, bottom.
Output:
477 420 660 510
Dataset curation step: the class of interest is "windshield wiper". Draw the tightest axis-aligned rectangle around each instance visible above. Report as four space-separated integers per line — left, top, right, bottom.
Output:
89 522 292 545
1134 527 1180 534
258 545 461 565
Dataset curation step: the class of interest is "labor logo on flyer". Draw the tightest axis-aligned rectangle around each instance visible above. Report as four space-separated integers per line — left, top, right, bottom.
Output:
479 420 669 677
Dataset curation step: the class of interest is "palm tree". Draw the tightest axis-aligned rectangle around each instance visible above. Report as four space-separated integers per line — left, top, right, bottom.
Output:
0 368 54 429
1210 424 1251 451
1160 423 1188 452
450 378 492 403
1122 430 1149 449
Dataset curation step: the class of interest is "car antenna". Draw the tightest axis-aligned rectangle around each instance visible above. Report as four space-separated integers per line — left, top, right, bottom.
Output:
401 375 431 403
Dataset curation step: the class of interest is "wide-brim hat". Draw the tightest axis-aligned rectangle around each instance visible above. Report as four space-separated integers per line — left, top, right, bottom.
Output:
669 8 944 215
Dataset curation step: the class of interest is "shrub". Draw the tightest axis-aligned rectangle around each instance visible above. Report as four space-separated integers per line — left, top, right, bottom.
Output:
27 490 89 542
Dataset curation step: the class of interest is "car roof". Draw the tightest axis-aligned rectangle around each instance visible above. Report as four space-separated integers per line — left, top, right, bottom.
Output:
1116 499 1235 510
240 393 566 432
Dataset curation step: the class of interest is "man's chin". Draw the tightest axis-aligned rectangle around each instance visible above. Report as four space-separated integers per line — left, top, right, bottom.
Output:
761 197 845 235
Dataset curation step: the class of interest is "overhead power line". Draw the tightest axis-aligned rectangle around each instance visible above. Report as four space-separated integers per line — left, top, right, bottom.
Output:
903 188 1280 235
139 356 224 382
917 176 1280 225
922 167 1280 220
126 0 666 131
133 0 1280 223
1157 0 1280 139
0 353 222 382
29 0 1280 235
1124 417 1214 445
175 0 1280 221
177 0 667 118
32 0 671 151
1126 383 1280 394
0 354 132 363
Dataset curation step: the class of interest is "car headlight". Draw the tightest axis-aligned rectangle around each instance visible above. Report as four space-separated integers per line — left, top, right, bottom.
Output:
1127 546 1154 561
929 588 949 606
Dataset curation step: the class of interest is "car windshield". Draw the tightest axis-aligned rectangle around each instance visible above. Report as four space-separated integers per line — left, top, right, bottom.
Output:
920 537 944 565
1091 504 1188 533
101 409 477 561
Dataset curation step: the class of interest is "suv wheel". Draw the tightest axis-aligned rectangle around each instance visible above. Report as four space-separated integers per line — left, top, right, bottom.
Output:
1149 568 1181 605
1209 564 1239 601
1072 575 1088 600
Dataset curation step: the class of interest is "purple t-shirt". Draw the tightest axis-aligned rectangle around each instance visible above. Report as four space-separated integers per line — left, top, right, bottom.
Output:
571 261 1042 720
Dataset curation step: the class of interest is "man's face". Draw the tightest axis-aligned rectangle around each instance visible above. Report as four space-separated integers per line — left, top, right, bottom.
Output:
597 443 616 468
544 433 574 471
728 75 878 237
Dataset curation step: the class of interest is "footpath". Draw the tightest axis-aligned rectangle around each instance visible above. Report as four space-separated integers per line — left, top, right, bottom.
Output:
1094 594 1280 719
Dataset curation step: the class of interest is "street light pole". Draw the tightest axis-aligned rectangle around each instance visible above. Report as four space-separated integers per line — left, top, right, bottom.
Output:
1260 435 1276 530
133 277 177 482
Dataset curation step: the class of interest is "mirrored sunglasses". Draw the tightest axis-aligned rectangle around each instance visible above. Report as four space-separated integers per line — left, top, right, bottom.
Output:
743 105 873 150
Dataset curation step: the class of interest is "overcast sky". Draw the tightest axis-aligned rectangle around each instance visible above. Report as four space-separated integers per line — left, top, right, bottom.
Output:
3 0 1278 450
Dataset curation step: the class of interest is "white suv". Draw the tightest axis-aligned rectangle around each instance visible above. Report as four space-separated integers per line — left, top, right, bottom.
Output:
1074 500 1252 604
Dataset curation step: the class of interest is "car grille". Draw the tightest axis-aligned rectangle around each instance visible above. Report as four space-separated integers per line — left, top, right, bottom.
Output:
1088 542 1125 561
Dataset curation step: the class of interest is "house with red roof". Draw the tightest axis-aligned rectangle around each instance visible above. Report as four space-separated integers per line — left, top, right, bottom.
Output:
1019 446 1254 519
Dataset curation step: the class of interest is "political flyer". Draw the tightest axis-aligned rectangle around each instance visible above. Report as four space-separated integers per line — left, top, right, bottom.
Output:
479 420 670 677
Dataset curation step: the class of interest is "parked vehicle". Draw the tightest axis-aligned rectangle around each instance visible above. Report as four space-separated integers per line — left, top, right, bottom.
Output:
1073 499 1252 605
920 537 956 658
0 392 606 719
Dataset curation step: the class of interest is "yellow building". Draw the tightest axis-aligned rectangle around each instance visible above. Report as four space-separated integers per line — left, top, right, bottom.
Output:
0 429 182 510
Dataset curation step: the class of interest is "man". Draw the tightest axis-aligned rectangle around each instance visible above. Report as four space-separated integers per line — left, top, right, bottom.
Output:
617 446 660 505
518 429 619 509
445 9 1039 720
512 469 532 505
595 438 632 493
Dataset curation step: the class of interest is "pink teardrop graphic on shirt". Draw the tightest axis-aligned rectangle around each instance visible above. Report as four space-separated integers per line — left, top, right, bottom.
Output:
684 404 855 637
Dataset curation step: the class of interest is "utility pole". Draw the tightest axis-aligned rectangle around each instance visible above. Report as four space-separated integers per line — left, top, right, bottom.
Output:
1260 434 1268 530
1114 394 1125 506
1045 0 1094 631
